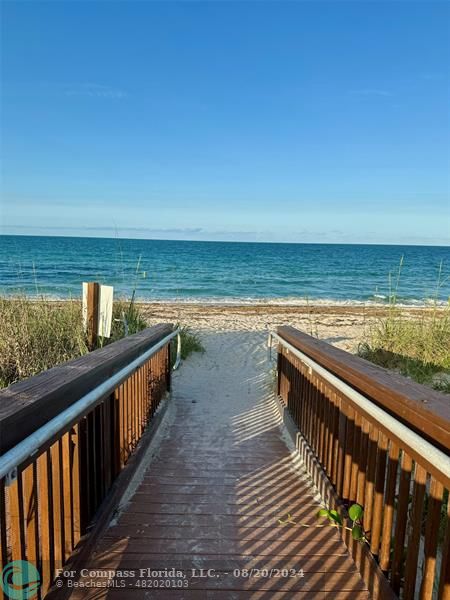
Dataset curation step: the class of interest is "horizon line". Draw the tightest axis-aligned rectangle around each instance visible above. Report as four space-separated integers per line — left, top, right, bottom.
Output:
1 231 449 248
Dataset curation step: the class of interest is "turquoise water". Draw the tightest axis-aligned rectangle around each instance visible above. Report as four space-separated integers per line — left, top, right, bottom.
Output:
0 235 449 305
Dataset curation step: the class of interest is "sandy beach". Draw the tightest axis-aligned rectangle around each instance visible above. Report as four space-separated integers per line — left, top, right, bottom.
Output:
137 302 430 353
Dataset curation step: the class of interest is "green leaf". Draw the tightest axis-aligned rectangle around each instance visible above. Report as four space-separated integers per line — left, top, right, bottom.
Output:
328 510 343 526
316 509 329 519
348 504 364 522
352 525 364 541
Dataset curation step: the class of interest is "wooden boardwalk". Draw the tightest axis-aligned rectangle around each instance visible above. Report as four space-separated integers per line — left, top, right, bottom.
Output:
65 332 369 599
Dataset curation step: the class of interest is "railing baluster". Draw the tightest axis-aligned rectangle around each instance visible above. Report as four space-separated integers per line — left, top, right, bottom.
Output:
141 364 145 432
350 411 362 502
330 391 340 487
9 472 26 563
132 370 138 448
311 373 317 449
438 497 450 600
102 395 112 494
22 463 39 568
320 381 329 472
0 481 5 600
303 364 310 442
324 382 331 473
420 477 445 599
313 375 320 458
0 479 8 569
391 451 413 594
336 394 347 496
37 450 54 595
302 363 308 437
299 361 306 433
88 411 97 514
51 441 65 572
293 358 300 429
97 403 106 503
370 433 389 558
144 360 149 421
342 401 355 502
138 365 144 435
363 424 379 537
379 442 400 571
117 384 125 469
70 424 81 548
126 375 133 456
356 418 370 506
78 416 89 527
403 463 428 599
61 432 73 559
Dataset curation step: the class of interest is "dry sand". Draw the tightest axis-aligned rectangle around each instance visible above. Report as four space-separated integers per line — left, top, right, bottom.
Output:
137 302 426 353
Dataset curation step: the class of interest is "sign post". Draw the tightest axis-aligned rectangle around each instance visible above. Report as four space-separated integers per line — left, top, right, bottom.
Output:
85 282 99 349
82 282 113 350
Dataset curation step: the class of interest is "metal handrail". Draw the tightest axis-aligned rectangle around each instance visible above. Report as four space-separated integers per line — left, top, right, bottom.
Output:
0 328 180 483
268 331 450 483
173 331 182 371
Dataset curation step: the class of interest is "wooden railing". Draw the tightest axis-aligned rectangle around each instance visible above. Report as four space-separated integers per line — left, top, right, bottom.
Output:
0 323 175 599
274 326 450 600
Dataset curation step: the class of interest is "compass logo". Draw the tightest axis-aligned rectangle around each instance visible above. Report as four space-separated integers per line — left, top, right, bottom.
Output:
1 561 40 600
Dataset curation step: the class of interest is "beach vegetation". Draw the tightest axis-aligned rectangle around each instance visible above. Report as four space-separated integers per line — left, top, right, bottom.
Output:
278 502 366 543
358 259 450 392
110 297 148 341
316 503 366 542
0 295 88 388
0 295 203 389
173 325 205 364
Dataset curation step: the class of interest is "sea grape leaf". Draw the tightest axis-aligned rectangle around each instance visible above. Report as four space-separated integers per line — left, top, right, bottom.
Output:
348 504 363 522
328 510 343 525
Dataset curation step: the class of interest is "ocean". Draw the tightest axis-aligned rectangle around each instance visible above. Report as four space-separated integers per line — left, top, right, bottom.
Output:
0 235 449 306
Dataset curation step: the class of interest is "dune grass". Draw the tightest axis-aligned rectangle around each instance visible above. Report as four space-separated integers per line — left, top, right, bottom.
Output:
0 296 205 389
0 296 88 388
177 325 205 360
358 259 450 392
109 297 148 341
358 306 450 391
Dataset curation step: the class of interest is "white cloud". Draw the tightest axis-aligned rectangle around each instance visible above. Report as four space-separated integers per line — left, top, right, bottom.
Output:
64 83 128 99
349 89 393 97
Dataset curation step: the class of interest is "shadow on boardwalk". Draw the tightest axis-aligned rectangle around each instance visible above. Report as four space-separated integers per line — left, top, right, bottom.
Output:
64 331 369 599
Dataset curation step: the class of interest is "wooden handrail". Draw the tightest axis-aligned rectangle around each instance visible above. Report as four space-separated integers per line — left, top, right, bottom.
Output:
0 323 173 454
275 326 450 600
278 325 450 453
0 324 174 599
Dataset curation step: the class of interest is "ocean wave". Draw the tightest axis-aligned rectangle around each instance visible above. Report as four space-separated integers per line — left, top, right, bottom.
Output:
2 291 447 309
132 295 448 308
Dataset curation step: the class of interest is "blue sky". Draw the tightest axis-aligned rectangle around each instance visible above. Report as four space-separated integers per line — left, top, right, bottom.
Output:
1 1 449 245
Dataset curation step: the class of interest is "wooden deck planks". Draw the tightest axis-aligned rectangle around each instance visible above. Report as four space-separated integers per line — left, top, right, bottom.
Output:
62 332 369 599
